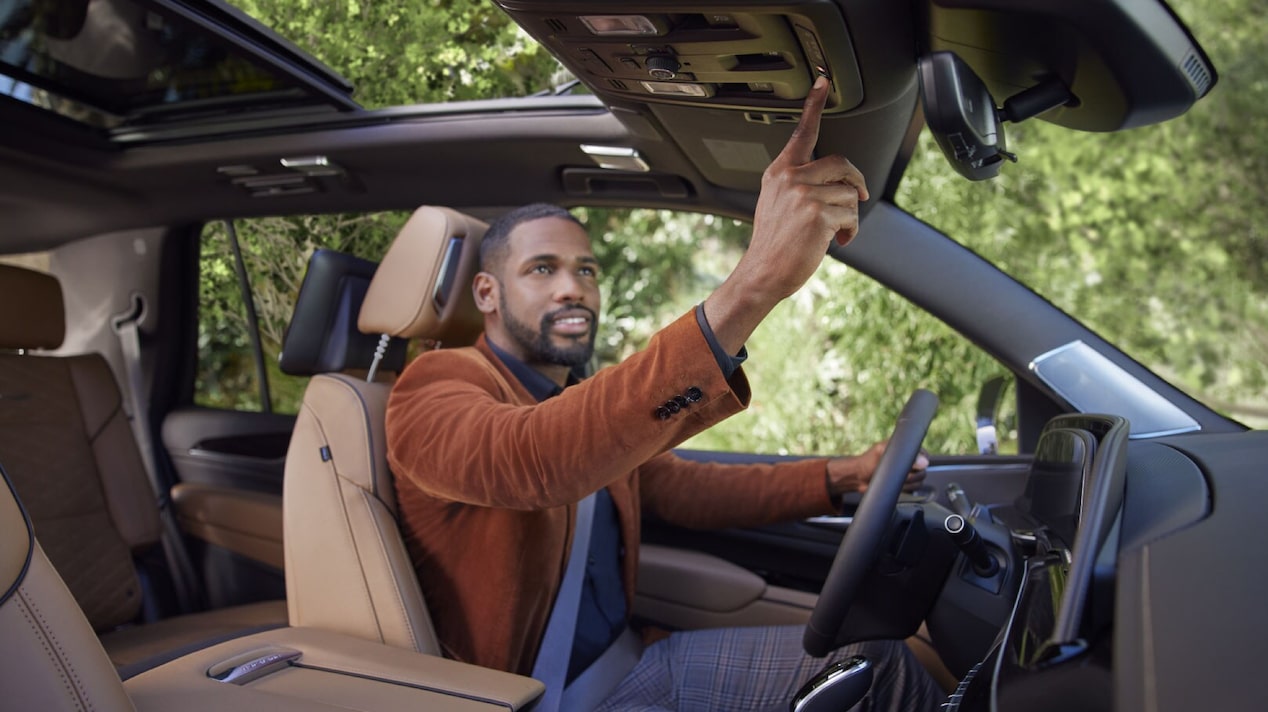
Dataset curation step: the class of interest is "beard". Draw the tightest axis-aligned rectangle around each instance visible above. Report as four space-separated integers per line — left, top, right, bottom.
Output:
500 294 597 369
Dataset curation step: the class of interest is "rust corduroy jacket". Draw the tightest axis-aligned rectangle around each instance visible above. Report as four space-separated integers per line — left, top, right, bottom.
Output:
385 311 836 676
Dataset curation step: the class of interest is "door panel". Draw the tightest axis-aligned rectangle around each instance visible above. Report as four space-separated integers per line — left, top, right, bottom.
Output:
643 450 1032 594
634 544 817 630
163 408 295 494
162 407 294 607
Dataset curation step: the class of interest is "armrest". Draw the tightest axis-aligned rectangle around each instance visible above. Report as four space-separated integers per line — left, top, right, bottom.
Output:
635 544 818 630
125 626 543 711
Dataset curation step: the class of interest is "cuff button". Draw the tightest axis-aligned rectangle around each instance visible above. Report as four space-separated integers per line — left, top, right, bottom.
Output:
684 386 703 402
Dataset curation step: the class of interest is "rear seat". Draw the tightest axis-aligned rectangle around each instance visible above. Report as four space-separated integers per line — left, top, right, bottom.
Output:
0 264 286 676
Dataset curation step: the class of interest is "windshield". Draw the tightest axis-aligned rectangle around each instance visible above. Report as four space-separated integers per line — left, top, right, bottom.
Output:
896 0 1266 429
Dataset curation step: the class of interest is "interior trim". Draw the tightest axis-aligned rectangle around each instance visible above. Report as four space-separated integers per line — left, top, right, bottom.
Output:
0 464 34 607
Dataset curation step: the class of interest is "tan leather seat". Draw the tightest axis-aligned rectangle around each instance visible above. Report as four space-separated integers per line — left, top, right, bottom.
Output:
282 206 486 653
0 464 137 712
1 462 546 712
0 264 286 676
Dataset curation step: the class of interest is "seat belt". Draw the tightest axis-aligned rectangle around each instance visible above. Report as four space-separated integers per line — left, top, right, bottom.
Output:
531 491 597 712
112 293 203 613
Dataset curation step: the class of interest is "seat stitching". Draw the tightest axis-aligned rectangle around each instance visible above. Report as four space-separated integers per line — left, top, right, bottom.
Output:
297 395 379 630
356 486 422 652
322 376 394 644
16 586 88 711
323 374 420 650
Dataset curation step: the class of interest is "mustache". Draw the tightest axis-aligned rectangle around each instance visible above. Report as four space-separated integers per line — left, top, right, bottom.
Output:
542 303 598 325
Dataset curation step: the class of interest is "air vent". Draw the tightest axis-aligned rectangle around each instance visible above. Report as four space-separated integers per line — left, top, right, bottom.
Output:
544 18 567 34
1181 50 1212 97
608 79 629 91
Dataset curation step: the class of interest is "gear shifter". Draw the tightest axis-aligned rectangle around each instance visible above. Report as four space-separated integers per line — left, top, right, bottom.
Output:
790 656 873 712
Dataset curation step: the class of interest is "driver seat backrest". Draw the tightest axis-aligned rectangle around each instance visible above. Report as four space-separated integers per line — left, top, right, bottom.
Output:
281 206 486 654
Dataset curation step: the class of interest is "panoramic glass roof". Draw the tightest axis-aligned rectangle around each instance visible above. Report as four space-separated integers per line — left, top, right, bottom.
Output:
0 0 358 130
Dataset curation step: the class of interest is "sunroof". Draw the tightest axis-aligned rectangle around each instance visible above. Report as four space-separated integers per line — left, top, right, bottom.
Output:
0 0 360 131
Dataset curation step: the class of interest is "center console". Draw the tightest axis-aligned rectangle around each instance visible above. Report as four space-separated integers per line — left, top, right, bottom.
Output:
123 626 544 712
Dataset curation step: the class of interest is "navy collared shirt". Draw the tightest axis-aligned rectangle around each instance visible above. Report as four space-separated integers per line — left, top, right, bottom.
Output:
485 306 744 681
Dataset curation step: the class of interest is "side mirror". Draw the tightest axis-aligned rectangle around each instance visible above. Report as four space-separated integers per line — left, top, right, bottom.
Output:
917 51 1014 181
974 375 1008 455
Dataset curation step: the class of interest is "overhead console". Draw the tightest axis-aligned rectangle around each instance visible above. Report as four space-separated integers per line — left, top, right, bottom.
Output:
494 1 864 113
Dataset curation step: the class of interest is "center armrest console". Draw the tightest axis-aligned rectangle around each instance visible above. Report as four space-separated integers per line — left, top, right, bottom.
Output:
124 626 544 711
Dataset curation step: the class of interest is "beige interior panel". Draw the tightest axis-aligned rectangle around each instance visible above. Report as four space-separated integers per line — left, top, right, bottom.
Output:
125 626 543 712
172 483 284 570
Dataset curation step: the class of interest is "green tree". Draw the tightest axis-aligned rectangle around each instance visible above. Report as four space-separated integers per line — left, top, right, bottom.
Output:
230 0 563 106
203 0 1264 448
197 212 410 412
896 0 1268 428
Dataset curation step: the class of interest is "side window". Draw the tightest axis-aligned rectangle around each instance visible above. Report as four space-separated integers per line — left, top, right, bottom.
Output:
582 207 1018 456
195 212 411 414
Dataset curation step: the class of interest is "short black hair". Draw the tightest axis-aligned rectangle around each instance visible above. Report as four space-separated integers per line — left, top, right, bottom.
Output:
479 203 583 273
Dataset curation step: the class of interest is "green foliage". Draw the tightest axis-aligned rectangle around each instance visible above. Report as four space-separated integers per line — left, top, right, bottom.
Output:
895 0 1268 428
229 0 564 106
196 212 410 413
198 0 1264 453
579 208 750 365
574 210 1010 456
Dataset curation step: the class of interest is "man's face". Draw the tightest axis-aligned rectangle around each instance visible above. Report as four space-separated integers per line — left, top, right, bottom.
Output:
481 216 601 372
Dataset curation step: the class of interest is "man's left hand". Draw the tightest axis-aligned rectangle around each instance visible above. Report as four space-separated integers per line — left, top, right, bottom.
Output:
826 440 928 498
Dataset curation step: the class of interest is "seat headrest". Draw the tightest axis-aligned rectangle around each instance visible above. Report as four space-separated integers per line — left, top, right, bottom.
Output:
359 206 486 345
278 250 408 376
0 265 65 350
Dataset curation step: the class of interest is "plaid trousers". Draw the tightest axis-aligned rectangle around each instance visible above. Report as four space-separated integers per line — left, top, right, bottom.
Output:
592 625 946 712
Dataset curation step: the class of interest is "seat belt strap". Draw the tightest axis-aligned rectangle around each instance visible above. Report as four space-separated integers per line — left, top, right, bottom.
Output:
561 625 641 711
112 294 202 613
531 491 597 712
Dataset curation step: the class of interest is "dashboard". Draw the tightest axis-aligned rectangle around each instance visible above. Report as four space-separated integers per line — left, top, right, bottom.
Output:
928 416 1266 711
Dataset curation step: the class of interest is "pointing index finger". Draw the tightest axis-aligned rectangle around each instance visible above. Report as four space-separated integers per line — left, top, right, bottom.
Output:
781 75 830 166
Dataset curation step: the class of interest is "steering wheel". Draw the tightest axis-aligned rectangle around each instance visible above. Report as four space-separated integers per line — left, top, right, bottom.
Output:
803 389 939 657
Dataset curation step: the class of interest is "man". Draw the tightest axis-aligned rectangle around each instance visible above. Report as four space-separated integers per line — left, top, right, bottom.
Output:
386 77 943 711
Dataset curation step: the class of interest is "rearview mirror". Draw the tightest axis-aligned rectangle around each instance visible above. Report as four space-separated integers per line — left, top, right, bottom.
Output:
917 52 1015 181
